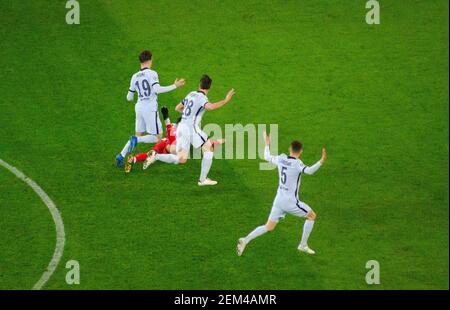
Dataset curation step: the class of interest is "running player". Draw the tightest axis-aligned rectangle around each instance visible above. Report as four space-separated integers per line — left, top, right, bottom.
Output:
144 75 235 186
124 106 224 173
115 50 185 167
124 106 176 173
236 132 327 256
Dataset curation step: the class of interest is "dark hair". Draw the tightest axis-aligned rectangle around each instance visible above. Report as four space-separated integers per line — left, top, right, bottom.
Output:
291 140 303 153
200 74 212 90
139 50 152 63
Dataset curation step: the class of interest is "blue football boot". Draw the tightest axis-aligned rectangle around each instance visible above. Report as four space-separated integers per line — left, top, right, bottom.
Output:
128 135 138 154
116 153 124 168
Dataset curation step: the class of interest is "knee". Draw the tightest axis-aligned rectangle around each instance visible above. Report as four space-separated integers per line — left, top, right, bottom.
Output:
202 140 214 153
265 222 277 232
178 156 188 164
266 225 275 232
307 211 316 221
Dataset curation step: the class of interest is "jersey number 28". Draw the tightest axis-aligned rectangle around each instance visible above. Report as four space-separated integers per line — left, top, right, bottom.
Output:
183 99 194 116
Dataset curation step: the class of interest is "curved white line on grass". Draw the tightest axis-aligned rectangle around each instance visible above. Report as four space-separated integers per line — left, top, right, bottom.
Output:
0 158 65 290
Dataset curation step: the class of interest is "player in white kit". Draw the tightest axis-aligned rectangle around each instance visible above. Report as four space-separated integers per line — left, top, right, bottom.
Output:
144 75 235 186
237 132 327 256
115 50 185 167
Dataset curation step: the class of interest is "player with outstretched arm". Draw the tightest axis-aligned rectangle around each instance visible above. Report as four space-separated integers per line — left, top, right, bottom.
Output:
115 50 185 167
237 132 327 256
144 74 235 186
124 106 224 173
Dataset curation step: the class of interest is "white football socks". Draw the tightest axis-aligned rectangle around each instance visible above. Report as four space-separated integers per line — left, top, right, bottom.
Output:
156 154 179 164
120 135 158 157
300 220 315 247
137 135 158 144
244 225 268 244
199 151 214 182
120 141 131 157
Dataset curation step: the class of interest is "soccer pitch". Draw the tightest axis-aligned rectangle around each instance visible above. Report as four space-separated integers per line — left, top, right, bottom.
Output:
0 0 448 290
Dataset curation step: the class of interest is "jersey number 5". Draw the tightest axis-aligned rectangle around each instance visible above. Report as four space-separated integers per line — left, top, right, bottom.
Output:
281 166 287 184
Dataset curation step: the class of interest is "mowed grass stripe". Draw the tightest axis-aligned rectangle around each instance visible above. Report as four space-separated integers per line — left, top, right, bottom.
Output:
0 1 447 289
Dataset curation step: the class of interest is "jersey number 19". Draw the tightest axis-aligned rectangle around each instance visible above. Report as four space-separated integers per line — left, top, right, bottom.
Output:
135 80 151 98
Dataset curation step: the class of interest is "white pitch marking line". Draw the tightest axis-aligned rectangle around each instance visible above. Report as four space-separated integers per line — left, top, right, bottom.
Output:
0 158 65 290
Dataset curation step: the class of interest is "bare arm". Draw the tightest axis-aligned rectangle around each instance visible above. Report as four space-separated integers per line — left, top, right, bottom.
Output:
204 89 235 111
175 103 184 113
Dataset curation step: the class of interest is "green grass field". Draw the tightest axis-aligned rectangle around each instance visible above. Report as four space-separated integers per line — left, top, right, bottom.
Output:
0 0 448 290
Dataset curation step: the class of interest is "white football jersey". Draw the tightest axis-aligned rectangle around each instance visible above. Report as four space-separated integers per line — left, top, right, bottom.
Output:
268 154 308 199
128 68 160 111
180 91 209 128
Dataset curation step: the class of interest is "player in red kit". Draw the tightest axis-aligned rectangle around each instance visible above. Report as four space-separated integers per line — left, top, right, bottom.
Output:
125 106 223 173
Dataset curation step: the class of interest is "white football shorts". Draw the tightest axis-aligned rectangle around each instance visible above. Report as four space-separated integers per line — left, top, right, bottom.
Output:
135 105 162 135
268 194 312 222
176 122 208 152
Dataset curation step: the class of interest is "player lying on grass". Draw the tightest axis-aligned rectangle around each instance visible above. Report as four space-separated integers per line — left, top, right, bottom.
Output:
237 132 327 256
124 106 224 173
144 75 235 186
115 50 186 167
123 106 175 173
